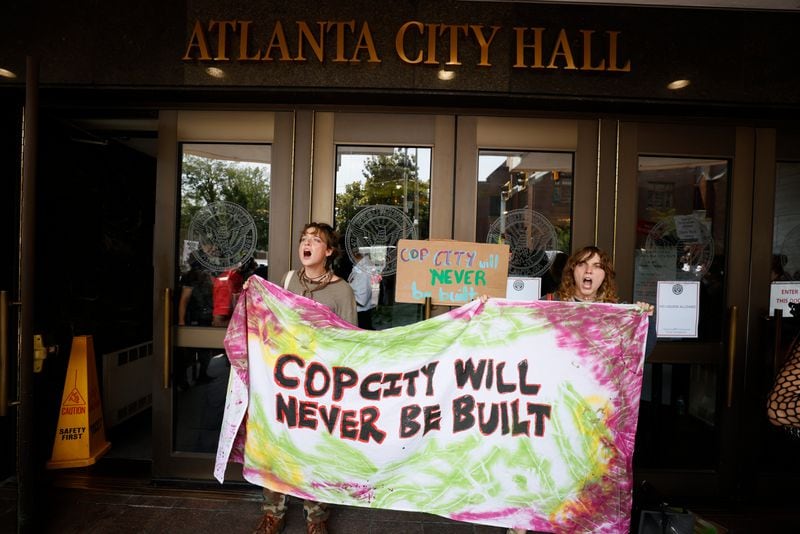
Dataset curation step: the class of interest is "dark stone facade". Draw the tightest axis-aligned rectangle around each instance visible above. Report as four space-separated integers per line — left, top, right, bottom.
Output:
0 1 798 117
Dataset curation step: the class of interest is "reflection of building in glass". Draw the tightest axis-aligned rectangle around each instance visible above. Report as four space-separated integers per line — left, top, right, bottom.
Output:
476 150 573 254
646 181 675 210
635 157 729 340
636 159 728 256
551 171 572 206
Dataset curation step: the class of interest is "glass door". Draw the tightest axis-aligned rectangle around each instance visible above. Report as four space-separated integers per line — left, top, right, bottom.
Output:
310 112 453 321
615 122 755 498
1 97 22 499
474 148 574 291
755 128 800 498
152 111 282 479
171 142 270 454
333 145 432 329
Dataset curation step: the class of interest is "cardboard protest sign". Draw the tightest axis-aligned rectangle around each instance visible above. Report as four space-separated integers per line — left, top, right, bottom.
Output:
215 277 650 533
395 239 510 305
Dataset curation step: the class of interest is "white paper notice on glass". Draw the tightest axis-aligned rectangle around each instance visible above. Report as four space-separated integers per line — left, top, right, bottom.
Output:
769 282 800 317
506 276 541 301
656 281 700 338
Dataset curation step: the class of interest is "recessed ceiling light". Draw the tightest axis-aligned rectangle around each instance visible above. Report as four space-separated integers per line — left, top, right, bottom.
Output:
205 67 226 79
667 79 690 90
437 68 455 81
0 68 18 79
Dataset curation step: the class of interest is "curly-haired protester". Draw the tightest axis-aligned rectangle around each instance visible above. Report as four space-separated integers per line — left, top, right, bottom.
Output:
508 245 656 534
551 245 655 354
554 245 620 303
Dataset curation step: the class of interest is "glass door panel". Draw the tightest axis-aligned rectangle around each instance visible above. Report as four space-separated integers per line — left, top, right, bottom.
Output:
760 160 800 483
476 149 574 294
616 122 752 499
633 157 730 470
173 142 271 454
333 145 431 329
633 157 728 341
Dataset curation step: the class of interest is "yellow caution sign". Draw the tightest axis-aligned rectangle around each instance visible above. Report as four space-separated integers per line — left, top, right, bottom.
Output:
47 335 111 469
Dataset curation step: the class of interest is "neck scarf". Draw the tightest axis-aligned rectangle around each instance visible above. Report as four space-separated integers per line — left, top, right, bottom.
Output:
297 267 334 299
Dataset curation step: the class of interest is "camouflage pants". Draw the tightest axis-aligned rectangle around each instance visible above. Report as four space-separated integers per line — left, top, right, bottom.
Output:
261 488 329 523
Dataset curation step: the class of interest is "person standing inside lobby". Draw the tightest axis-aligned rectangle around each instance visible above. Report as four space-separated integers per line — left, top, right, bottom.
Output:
348 249 378 329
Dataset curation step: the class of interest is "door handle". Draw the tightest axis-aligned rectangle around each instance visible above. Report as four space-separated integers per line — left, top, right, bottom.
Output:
163 287 172 390
1 291 8 416
726 305 738 408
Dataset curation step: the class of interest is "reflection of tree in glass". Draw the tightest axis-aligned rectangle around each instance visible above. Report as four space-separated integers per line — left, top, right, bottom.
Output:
335 151 429 239
555 224 571 257
181 155 270 254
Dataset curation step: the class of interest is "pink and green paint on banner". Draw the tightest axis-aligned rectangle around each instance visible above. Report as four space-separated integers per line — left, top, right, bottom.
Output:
215 277 649 533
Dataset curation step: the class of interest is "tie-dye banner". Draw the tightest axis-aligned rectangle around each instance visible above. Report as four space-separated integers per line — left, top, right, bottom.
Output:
215 277 649 533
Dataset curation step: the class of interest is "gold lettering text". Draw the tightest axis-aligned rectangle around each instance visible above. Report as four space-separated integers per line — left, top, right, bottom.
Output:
238 21 261 61
209 20 236 61
351 22 381 62
179 19 633 74
182 19 211 61
607 31 631 72
425 23 439 65
470 25 501 67
263 21 292 61
547 29 577 70
396 21 425 64
327 20 356 62
513 27 544 68
441 24 468 66
296 21 325 62
580 30 605 71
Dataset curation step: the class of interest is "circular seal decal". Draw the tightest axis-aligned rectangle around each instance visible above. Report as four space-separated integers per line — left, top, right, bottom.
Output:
512 279 525 292
644 215 714 278
345 205 417 276
672 283 684 295
486 209 558 277
187 201 257 272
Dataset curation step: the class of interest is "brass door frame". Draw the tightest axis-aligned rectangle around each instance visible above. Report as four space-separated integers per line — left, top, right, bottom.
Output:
616 121 757 497
151 110 290 479
15 57 39 530
154 109 461 477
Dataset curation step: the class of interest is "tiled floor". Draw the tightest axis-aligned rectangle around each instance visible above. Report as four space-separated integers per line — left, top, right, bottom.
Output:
4 468 800 533
38 492 506 534
0 473 509 534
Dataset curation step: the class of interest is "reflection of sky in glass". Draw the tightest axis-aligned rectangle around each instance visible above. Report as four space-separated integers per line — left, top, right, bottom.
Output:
478 155 507 182
335 148 432 193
